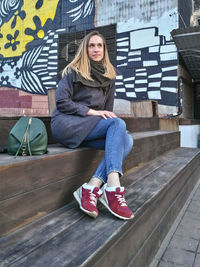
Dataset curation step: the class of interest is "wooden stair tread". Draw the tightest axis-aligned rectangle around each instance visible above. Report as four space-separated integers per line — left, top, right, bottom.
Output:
0 117 160 150
1 147 199 266
123 146 200 187
0 130 177 167
0 130 180 237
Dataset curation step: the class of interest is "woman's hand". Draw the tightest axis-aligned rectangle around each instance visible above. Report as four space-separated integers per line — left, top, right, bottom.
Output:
87 109 117 120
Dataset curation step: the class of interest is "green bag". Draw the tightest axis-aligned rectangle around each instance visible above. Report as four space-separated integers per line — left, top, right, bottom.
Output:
8 117 48 156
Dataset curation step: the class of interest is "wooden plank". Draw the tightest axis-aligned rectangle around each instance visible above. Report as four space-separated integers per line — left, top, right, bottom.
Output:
0 131 180 236
0 174 86 237
39 117 56 144
131 100 158 117
159 117 179 131
0 203 83 264
0 148 103 201
1 137 178 237
0 118 18 150
47 89 56 116
0 117 161 149
122 117 159 132
96 165 200 267
130 166 200 267
1 148 199 266
123 138 180 173
179 118 200 125
2 148 187 262
0 131 179 201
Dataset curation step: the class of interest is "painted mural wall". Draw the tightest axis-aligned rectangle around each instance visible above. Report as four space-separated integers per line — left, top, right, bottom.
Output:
0 0 94 117
0 0 179 116
96 0 179 114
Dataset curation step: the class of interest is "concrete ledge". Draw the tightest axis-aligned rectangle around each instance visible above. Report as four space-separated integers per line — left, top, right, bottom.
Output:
179 118 200 125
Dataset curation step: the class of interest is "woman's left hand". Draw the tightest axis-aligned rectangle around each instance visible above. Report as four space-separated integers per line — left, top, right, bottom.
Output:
87 109 117 119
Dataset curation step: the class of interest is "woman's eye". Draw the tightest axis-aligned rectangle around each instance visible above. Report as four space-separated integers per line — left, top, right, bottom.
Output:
98 44 102 47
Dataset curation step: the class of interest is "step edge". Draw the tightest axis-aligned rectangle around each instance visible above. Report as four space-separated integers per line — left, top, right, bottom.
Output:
81 152 200 266
0 131 180 169
1 150 199 266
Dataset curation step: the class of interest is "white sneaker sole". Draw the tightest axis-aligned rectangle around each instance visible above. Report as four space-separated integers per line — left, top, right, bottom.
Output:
73 188 98 219
99 193 134 220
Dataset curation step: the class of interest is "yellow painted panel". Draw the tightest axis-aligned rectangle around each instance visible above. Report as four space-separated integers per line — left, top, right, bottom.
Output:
0 0 59 58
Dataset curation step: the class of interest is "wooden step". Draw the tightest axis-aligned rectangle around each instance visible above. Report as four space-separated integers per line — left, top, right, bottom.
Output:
0 116 160 151
0 148 199 266
0 130 180 237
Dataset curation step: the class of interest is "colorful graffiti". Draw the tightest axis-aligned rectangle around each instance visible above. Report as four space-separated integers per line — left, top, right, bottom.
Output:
0 0 95 94
1 0 180 113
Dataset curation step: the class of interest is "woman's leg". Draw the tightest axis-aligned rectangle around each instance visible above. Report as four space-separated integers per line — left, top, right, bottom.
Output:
81 118 133 184
105 119 133 186
82 133 133 185
75 118 134 220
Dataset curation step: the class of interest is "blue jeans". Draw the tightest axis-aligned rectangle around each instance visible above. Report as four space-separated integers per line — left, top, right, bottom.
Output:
81 118 133 183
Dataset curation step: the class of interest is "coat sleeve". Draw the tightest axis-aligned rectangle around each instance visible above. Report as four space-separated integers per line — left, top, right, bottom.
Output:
104 79 116 111
55 72 89 116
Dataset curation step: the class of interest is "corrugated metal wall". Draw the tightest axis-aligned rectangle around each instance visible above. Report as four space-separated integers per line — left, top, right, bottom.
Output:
178 0 193 28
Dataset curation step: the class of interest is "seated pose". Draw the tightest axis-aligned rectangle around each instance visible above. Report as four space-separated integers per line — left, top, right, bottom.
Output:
51 31 134 220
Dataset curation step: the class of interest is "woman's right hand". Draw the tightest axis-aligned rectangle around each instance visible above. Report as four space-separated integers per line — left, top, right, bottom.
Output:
87 109 117 120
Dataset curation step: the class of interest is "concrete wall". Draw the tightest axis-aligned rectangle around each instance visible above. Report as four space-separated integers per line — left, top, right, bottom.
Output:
179 125 200 148
178 64 194 119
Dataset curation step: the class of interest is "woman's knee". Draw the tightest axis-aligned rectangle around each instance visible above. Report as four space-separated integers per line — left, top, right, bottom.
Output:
111 117 126 131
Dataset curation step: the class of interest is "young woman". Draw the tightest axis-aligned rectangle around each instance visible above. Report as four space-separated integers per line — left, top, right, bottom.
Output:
51 31 134 220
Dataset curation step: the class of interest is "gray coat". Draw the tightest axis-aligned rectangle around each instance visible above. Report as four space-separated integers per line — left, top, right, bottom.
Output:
51 71 115 148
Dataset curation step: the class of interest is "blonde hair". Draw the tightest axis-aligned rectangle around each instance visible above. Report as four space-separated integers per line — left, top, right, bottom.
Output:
62 31 116 80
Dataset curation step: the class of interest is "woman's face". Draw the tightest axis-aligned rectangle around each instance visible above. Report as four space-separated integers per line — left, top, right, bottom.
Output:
87 35 104 62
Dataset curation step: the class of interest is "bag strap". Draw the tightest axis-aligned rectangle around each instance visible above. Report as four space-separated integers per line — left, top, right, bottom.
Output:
26 118 32 156
15 118 32 157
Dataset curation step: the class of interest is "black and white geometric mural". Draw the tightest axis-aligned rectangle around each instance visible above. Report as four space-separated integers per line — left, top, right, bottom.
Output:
115 27 178 106
1 0 179 110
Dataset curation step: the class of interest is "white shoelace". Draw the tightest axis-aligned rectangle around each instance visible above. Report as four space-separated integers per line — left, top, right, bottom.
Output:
89 192 97 206
115 194 127 207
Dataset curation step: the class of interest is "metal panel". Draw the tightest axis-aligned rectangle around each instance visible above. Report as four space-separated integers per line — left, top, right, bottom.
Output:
171 26 200 81
178 0 193 28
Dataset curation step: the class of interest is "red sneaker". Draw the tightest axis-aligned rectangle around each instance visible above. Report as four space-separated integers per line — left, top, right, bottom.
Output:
73 183 102 218
99 184 134 220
